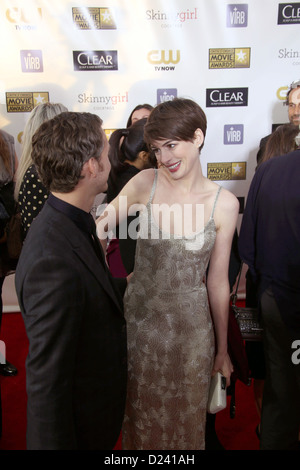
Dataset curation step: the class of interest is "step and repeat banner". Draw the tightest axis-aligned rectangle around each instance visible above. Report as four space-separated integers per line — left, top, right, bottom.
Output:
0 0 299 307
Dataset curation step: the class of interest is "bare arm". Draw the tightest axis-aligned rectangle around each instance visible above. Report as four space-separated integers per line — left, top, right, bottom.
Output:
206 190 239 385
96 169 155 253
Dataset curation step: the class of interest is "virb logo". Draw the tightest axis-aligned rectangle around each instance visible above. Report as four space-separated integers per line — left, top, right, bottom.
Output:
20 50 43 72
157 88 177 104
224 125 244 144
227 4 248 27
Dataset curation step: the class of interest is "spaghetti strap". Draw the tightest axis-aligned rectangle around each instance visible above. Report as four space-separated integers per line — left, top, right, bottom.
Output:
210 186 222 219
148 169 158 205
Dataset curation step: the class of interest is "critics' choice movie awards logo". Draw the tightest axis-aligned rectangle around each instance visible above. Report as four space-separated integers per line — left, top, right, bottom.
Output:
148 50 180 71
73 51 118 71
20 50 43 72
6 7 42 30
278 3 300 24
157 89 177 104
72 7 116 29
209 48 250 69
206 88 248 107
227 4 248 27
224 125 244 145
6 92 49 113
207 162 246 181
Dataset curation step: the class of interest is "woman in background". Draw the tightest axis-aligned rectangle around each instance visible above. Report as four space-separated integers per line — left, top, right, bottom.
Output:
14 102 68 239
106 118 156 276
126 104 153 128
0 129 18 376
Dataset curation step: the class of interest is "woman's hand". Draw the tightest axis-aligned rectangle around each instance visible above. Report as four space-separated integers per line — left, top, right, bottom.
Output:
212 352 233 387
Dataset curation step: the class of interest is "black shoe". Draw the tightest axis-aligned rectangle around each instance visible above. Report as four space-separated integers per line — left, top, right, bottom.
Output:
0 361 18 376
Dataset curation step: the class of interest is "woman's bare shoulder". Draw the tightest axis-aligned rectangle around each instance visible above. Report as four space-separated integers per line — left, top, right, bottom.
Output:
214 185 240 229
119 168 157 205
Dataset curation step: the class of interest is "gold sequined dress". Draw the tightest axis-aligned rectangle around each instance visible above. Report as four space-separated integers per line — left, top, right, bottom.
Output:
122 170 221 450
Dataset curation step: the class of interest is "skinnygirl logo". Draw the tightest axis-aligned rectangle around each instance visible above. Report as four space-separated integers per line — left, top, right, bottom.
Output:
146 8 198 23
78 92 128 106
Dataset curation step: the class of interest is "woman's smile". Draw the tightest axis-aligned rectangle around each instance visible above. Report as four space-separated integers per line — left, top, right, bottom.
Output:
165 161 181 172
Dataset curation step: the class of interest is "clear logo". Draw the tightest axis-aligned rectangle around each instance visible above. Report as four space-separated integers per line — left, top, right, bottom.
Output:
206 88 248 107
73 51 118 71
278 3 300 24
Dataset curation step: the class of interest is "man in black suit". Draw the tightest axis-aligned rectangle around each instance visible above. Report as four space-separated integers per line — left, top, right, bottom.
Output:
239 142 300 450
15 112 127 450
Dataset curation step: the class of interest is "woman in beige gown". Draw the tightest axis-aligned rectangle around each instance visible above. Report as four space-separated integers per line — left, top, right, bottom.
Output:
97 98 239 450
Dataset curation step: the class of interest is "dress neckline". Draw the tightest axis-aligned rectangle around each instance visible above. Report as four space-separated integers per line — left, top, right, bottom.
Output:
146 169 221 238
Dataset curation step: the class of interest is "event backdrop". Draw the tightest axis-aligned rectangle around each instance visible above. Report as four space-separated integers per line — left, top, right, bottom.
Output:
0 0 299 308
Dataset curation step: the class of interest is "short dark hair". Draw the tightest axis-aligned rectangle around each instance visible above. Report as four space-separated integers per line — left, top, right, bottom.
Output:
31 112 104 192
144 98 207 152
286 80 300 105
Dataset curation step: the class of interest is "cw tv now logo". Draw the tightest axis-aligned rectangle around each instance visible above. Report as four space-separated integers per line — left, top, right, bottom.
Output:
148 50 180 71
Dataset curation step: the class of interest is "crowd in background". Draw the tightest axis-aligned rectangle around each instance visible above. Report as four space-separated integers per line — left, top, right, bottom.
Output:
0 80 299 450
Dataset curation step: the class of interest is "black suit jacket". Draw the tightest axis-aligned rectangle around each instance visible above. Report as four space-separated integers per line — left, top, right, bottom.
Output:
239 149 300 340
15 201 127 450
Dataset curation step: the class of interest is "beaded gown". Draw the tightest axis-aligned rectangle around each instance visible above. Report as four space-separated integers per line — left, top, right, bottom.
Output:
122 170 221 450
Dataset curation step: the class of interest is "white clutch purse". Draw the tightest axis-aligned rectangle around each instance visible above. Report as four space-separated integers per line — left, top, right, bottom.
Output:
207 372 227 414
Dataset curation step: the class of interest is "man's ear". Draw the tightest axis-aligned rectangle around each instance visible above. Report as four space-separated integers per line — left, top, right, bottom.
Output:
86 157 102 177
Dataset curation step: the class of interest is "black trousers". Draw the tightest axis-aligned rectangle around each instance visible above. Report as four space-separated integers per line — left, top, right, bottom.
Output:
260 288 300 450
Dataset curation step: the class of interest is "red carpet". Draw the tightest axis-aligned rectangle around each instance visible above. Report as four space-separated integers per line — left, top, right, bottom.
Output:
0 312 259 451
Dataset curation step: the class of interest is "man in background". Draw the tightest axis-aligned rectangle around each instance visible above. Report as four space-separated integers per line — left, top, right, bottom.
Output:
15 112 127 450
256 79 300 164
239 129 300 450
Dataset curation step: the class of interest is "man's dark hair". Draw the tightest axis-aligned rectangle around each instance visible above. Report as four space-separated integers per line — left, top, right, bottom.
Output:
32 112 104 192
